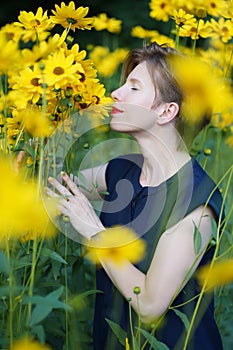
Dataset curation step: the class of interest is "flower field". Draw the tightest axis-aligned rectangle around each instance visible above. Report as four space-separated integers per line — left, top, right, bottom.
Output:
0 1 232 349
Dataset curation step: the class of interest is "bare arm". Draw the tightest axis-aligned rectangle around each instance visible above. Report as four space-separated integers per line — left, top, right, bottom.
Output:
98 206 213 323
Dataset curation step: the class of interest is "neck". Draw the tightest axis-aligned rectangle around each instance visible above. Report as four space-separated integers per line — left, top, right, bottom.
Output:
131 124 191 187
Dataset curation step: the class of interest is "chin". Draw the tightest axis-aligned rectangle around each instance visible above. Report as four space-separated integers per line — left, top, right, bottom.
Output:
110 118 130 133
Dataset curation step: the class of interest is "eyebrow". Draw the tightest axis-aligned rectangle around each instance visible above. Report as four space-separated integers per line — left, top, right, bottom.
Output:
127 78 142 85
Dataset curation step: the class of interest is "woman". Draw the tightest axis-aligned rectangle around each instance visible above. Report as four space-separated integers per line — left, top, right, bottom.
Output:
47 42 223 349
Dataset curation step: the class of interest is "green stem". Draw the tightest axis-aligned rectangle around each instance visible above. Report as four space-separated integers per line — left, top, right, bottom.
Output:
5 239 15 347
26 237 38 326
64 225 69 350
192 19 200 54
128 299 136 350
224 47 233 78
175 26 180 49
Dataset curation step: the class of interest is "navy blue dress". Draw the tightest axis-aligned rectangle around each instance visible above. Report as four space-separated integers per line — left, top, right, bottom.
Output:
93 154 223 350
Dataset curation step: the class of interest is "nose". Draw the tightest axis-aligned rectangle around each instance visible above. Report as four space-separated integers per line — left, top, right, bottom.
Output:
111 87 122 101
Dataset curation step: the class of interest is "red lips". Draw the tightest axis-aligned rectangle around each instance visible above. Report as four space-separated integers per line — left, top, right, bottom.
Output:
111 106 123 115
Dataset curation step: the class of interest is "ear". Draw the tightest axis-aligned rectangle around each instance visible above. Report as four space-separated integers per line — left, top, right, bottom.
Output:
156 102 179 125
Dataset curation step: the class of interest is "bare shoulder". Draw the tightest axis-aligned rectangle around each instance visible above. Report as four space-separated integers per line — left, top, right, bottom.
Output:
162 205 215 249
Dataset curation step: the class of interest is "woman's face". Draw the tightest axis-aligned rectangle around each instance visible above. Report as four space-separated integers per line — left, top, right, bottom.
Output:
111 61 155 108
110 61 159 133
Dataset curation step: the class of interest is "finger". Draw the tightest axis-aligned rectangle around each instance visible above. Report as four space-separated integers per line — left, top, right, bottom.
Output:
60 172 81 196
48 177 72 197
45 186 60 198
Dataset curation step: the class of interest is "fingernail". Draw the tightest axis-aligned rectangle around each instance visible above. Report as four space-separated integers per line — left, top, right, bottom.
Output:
48 177 53 182
60 171 66 177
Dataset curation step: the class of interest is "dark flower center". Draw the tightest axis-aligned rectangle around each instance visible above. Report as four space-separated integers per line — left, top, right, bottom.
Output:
31 77 40 86
67 18 77 24
53 67 65 75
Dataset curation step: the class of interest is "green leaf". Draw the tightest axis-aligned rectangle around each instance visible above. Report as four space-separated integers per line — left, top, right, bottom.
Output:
193 221 202 254
23 143 36 159
30 304 53 326
46 286 64 300
172 309 190 332
210 216 218 240
0 251 10 275
0 286 23 297
41 247 67 264
135 328 170 350
31 325 45 343
25 287 72 326
105 318 128 346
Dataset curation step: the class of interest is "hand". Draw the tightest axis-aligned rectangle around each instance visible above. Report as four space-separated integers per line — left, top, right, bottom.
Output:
46 172 105 240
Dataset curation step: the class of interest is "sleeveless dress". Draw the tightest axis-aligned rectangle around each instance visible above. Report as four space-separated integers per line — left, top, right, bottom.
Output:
93 154 223 350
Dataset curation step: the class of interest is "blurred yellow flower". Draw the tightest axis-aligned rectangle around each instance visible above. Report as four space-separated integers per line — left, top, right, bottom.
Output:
203 0 228 18
0 157 57 241
0 23 24 43
149 0 173 22
50 1 93 31
131 26 160 39
125 337 130 350
170 55 230 124
226 133 233 148
93 13 122 34
196 259 233 292
208 17 233 43
86 226 146 266
212 111 233 130
0 35 20 74
11 336 51 350
21 107 54 138
90 46 128 78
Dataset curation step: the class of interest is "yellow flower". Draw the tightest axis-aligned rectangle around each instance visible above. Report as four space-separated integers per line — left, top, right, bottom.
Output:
50 1 93 31
21 31 67 65
196 259 233 292
65 43 87 63
93 13 122 34
86 226 146 266
11 336 51 350
42 50 84 89
179 19 210 40
171 9 196 28
0 156 57 241
14 7 52 42
11 66 44 105
80 81 112 108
